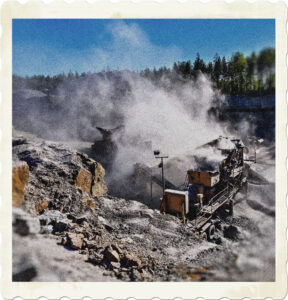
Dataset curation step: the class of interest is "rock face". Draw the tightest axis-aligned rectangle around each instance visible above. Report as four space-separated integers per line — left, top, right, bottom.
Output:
12 160 29 207
91 163 107 197
12 134 107 215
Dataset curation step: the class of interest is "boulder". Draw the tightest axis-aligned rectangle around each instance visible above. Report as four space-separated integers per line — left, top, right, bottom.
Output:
88 253 103 264
54 219 70 232
12 160 29 207
110 261 121 269
83 239 99 249
111 243 123 255
13 208 40 236
75 168 92 194
122 253 142 268
91 163 108 197
104 246 120 263
66 232 84 250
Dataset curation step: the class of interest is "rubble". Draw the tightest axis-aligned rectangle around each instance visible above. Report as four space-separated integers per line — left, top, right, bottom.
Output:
12 133 108 215
12 132 275 282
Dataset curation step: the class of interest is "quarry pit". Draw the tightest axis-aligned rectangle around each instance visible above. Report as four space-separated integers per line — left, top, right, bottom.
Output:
12 73 275 282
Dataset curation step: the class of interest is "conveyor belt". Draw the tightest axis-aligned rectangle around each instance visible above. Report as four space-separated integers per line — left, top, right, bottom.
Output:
192 185 239 230
151 174 177 190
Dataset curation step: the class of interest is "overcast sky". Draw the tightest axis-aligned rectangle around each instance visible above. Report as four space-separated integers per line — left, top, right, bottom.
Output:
13 19 275 76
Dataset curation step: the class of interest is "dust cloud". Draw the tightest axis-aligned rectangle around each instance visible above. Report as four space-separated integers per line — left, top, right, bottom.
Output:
13 71 233 181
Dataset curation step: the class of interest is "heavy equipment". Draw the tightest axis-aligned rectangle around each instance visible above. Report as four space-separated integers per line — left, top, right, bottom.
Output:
159 136 249 240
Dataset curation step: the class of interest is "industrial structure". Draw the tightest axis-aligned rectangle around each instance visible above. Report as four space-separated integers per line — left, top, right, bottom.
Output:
159 136 249 240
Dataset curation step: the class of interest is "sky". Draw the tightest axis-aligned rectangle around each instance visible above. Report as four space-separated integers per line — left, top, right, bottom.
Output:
13 19 275 76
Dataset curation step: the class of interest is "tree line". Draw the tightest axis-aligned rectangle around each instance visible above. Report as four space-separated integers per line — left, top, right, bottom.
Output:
13 71 85 92
141 47 275 96
13 47 275 97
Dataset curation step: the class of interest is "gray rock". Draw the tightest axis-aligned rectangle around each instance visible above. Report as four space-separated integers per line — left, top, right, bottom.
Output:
110 261 121 269
12 133 107 216
40 225 54 234
13 208 40 236
54 219 70 232
88 253 103 264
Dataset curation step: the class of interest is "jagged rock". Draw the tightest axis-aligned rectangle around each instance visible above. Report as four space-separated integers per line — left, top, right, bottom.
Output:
12 134 107 215
67 214 89 225
111 244 123 255
79 248 89 255
88 253 103 264
140 269 151 280
122 253 142 268
12 160 29 207
104 246 120 263
13 208 40 236
110 262 121 269
98 216 114 232
54 219 70 232
83 239 99 249
66 232 84 250
91 163 108 197
75 168 92 194
35 200 49 213
120 267 129 272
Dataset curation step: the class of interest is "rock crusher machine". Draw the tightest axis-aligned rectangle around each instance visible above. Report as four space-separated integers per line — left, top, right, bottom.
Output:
160 137 248 240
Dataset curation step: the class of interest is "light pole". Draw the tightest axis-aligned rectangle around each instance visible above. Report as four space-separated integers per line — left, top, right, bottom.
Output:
154 150 169 196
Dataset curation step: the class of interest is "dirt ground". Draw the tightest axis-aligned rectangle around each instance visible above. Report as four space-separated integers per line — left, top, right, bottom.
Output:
12 132 275 282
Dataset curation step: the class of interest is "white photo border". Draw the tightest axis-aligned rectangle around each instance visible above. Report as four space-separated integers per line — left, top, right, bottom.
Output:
0 1 287 299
